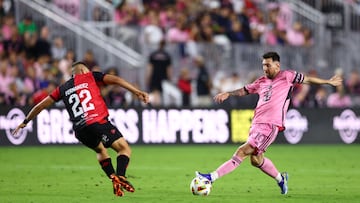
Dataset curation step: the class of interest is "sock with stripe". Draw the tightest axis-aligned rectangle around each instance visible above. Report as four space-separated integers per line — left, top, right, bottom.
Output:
258 157 279 179
214 155 243 181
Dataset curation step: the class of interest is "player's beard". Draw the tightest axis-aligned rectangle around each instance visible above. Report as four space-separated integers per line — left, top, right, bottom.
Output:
265 72 273 79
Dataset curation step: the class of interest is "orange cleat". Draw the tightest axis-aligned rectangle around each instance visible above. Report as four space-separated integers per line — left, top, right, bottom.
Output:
119 176 135 193
111 175 125 196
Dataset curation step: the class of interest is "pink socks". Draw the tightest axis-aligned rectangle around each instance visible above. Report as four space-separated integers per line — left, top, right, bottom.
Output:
258 157 279 178
216 156 243 178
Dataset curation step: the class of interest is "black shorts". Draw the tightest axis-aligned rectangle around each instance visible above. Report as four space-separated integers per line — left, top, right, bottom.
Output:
75 121 123 149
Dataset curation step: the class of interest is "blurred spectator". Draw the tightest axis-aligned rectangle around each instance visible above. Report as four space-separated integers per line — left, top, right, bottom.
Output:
1 14 15 41
303 27 314 47
48 59 62 83
7 80 26 106
53 0 80 19
81 50 98 70
177 67 192 106
214 5 232 35
33 54 51 89
159 5 177 30
23 64 37 95
0 0 15 15
91 5 111 21
249 9 266 43
0 0 6 19
327 68 352 108
219 72 244 92
23 31 39 60
0 58 13 99
220 71 244 106
194 55 212 106
166 13 189 58
114 0 139 26
2 24 24 54
146 39 172 106
235 4 253 42
102 67 127 107
327 84 353 108
58 49 75 82
292 69 321 108
51 36 67 60
185 22 201 58
227 19 247 42
17 15 37 35
35 26 52 59
8 50 25 75
113 0 139 42
198 12 215 42
141 9 164 51
286 21 305 47
345 69 360 95
314 86 328 108
32 81 57 105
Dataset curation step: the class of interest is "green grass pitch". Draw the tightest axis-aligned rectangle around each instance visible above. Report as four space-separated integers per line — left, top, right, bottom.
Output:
0 144 359 203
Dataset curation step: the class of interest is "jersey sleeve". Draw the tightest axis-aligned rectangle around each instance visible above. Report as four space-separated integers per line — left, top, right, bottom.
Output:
49 87 61 102
245 78 261 94
288 70 304 84
92 71 106 86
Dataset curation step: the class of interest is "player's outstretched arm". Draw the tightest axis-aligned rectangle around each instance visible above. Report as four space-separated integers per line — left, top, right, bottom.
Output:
12 96 55 136
214 87 248 103
303 75 343 86
103 74 149 104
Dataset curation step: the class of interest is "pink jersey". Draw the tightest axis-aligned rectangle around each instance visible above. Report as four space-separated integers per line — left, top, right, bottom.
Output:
245 70 304 127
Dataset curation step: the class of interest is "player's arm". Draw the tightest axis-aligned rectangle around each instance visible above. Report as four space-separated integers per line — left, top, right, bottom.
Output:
12 96 55 136
214 87 249 103
103 74 149 104
303 75 342 86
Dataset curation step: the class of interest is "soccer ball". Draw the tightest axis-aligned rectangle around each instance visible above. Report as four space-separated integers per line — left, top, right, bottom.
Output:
190 176 212 196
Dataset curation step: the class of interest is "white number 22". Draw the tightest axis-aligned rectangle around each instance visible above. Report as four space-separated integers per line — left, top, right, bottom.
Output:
69 89 95 117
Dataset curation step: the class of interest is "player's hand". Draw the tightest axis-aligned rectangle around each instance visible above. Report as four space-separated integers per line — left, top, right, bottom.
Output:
12 123 27 137
329 75 343 86
214 92 230 103
136 91 150 104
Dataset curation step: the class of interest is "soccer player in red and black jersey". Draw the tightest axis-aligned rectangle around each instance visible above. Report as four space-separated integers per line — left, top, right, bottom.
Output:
13 62 149 197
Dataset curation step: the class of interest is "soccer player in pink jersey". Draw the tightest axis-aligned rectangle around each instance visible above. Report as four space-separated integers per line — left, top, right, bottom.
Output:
12 62 149 197
196 52 342 195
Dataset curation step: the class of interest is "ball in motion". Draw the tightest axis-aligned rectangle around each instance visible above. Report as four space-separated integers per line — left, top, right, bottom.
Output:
190 176 212 196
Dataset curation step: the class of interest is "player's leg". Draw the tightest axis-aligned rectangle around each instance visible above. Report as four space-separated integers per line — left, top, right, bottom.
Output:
97 121 135 193
251 154 288 194
75 125 118 180
248 124 288 194
93 142 124 196
111 137 131 176
110 137 135 192
197 142 255 182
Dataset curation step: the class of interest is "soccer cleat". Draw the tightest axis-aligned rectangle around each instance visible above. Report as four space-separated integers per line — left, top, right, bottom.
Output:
195 171 213 183
119 176 135 193
111 175 124 197
277 172 289 195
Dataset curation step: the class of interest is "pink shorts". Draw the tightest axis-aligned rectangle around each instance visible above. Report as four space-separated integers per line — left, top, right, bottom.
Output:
247 123 279 155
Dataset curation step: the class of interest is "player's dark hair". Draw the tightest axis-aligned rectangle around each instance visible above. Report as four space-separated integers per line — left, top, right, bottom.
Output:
262 52 280 62
72 61 88 68
71 61 89 76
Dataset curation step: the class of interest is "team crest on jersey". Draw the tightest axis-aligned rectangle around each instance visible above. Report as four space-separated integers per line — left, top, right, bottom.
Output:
102 134 109 143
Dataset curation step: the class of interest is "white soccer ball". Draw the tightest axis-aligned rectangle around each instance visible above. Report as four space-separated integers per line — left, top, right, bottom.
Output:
190 176 212 196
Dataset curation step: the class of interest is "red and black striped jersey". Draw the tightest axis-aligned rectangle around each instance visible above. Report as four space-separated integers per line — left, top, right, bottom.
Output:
50 72 108 130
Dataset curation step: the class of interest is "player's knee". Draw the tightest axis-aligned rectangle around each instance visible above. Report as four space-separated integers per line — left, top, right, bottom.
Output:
112 138 131 156
250 157 261 167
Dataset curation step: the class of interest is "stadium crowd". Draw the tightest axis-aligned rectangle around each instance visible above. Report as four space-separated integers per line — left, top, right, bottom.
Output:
0 0 360 108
